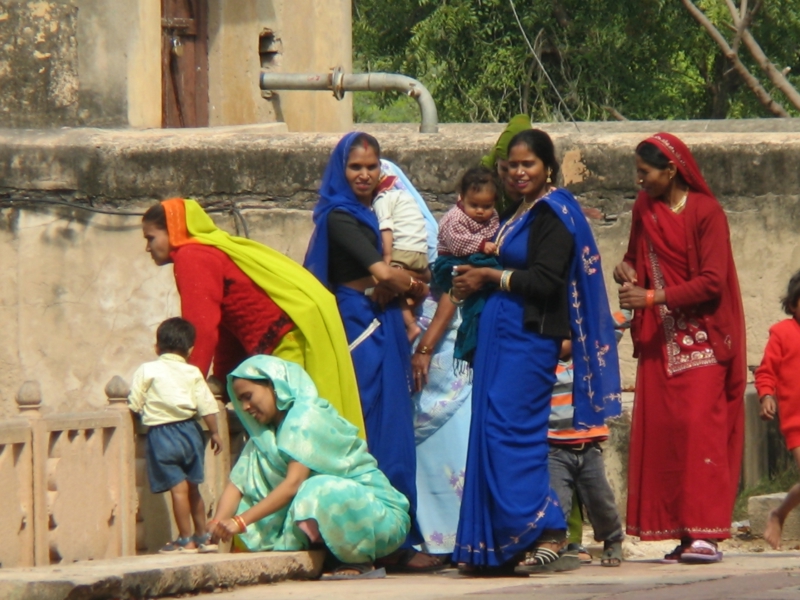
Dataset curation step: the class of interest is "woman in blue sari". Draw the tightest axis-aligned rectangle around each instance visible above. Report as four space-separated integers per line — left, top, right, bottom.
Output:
305 132 442 572
451 129 621 574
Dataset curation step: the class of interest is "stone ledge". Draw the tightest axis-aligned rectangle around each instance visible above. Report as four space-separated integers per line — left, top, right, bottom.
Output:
748 493 800 540
1 123 800 209
0 550 324 600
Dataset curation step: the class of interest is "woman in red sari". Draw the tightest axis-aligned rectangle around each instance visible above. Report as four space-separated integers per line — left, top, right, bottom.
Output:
614 133 746 563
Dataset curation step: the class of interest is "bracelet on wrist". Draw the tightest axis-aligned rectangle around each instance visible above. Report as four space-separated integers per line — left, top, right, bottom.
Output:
645 289 655 309
415 345 432 355
448 288 465 306
499 270 513 292
232 515 247 533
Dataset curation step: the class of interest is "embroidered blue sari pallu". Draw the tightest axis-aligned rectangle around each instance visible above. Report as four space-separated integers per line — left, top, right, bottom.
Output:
305 132 423 547
453 188 621 567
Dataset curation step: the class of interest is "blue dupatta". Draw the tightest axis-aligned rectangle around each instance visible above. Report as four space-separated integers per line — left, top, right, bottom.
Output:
537 188 622 426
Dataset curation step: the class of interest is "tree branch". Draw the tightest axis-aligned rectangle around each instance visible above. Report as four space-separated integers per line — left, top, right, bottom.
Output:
680 0 788 117
723 0 800 111
602 105 628 121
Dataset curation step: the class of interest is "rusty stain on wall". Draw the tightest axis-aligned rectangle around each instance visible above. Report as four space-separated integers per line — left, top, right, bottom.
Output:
561 149 591 186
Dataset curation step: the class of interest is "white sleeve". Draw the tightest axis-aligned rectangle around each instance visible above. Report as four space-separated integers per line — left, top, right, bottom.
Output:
127 367 147 414
372 192 395 231
194 377 219 417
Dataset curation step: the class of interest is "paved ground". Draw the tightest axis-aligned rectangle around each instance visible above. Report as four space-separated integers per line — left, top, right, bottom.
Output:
211 552 800 600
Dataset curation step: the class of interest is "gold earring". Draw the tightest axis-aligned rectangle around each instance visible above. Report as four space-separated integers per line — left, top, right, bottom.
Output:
546 170 552 184
638 179 644 185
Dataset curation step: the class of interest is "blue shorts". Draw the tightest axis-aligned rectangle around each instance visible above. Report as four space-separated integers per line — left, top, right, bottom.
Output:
145 419 205 494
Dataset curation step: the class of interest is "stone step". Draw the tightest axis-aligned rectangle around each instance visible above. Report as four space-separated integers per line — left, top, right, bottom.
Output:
748 492 800 540
0 550 324 600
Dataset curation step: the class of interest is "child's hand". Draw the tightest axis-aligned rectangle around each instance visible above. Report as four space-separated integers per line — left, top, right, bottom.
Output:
759 395 777 421
483 241 498 255
210 432 223 455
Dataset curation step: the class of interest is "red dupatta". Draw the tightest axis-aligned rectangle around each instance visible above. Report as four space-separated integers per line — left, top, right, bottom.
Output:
625 133 746 386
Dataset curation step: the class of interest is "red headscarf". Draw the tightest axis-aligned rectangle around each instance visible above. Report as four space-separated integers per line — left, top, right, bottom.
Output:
637 132 714 198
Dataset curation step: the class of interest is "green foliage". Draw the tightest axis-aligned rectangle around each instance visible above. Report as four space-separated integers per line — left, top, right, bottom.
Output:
352 0 800 122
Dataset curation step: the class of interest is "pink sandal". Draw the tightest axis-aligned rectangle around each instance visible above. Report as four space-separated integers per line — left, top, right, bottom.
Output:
680 540 722 563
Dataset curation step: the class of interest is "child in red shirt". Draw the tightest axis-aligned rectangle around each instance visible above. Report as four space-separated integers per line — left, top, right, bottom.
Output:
755 270 800 549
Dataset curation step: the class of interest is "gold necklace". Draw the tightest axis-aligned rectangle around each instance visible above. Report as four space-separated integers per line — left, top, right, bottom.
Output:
494 189 553 255
670 191 688 214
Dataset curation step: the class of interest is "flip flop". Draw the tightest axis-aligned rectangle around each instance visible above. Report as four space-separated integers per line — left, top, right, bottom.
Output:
324 564 387 580
680 540 722 563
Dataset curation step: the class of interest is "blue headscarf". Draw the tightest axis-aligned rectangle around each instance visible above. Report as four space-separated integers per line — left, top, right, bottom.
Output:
304 132 383 288
539 189 622 425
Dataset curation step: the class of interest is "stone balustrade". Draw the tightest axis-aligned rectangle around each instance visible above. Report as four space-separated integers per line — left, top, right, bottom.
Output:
0 376 234 567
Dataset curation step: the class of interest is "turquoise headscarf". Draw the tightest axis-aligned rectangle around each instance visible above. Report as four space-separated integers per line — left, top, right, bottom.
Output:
227 355 362 472
225 355 411 561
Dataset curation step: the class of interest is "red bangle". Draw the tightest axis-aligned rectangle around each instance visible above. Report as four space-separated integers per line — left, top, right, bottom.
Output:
232 515 247 533
645 289 655 309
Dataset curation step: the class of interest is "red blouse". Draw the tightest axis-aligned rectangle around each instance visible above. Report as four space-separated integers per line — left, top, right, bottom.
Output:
171 244 294 380
755 318 800 449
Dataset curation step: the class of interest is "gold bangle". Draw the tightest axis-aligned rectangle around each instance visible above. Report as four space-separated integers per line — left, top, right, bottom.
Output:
448 288 465 306
500 270 513 292
415 345 432 355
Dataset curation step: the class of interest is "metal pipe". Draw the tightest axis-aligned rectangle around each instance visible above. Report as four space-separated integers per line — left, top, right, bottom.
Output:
259 69 439 133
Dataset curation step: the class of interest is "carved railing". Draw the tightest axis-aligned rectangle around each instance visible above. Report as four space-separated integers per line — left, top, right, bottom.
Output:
0 376 234 567
0 383 37 568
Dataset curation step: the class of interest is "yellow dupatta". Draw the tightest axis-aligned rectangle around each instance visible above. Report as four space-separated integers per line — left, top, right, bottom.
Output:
162 198 365 438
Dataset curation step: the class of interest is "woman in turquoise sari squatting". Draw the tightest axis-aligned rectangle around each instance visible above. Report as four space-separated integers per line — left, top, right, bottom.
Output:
207 355 410 576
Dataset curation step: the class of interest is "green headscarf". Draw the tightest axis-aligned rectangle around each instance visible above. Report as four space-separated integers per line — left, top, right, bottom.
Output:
480 114 533 170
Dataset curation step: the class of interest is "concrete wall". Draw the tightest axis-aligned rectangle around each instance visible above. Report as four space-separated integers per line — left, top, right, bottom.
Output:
0 0 352 130
1 121 800 416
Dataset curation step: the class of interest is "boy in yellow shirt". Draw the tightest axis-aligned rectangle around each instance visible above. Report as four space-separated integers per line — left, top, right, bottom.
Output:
128 317 222 553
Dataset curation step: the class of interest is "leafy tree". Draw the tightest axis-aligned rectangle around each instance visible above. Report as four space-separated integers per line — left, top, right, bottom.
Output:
352 0 800 122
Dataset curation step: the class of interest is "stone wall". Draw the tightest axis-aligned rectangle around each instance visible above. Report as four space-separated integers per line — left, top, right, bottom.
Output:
1 121 800 416
0 0 352 131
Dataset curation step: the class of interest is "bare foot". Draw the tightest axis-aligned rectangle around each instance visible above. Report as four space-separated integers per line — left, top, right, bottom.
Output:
407 323 422 343
764 510 784 549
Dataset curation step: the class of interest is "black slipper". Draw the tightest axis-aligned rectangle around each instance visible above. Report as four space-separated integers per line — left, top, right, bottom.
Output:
377 548 448 574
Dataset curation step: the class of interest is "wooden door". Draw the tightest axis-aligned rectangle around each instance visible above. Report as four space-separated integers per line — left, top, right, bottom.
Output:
161 0 209 127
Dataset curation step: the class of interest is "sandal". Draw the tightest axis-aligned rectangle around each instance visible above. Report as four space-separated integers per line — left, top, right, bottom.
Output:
376 548 447 574
662 543 688 564
324 563 387 580
158 536 198 554
193 532 218 554
680 540 722 564
600 540 622 567
567 542 593 565
514 547 580 575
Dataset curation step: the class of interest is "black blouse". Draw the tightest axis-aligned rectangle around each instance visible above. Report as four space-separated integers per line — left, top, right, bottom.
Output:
506 203 574 338
327 210 383 284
